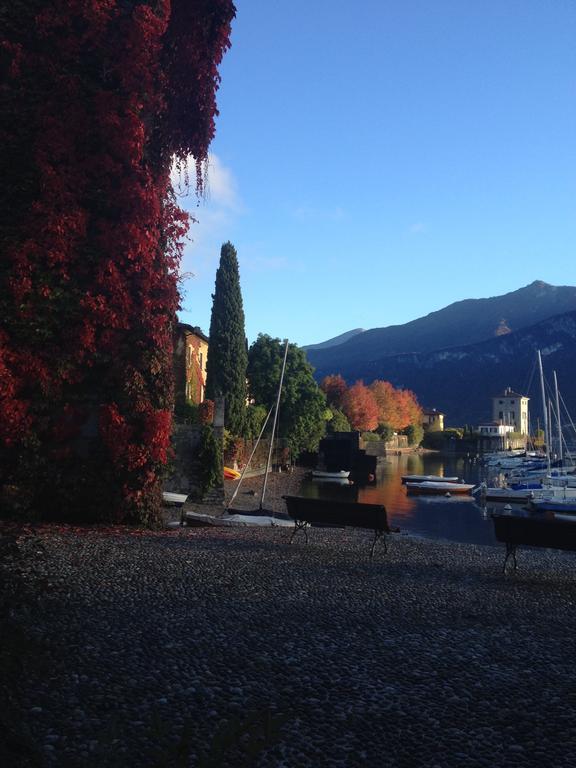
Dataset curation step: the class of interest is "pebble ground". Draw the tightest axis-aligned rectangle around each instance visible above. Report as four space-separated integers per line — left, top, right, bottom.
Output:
3 515 576 768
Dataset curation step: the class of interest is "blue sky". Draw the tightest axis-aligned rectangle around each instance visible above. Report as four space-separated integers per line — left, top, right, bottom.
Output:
176 0 576 348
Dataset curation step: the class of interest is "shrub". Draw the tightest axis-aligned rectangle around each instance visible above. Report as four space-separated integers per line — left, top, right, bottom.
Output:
404 423 424 446
197 426 223 497
174 402 200 425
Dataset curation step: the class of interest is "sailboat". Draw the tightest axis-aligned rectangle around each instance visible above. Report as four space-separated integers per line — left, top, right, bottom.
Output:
481 353 576 504
491 352 576 568
224 339 290 523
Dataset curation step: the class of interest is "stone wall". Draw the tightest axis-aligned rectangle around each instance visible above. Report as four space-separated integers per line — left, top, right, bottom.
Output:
362 435 410 455
164 424 224 514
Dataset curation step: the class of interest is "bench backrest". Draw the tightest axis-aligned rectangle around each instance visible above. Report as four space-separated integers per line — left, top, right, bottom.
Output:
283 495 389 532
493 514 576 550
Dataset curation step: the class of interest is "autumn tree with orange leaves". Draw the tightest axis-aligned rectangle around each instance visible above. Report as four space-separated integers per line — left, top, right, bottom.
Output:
370 380 422 432
341 381 379 432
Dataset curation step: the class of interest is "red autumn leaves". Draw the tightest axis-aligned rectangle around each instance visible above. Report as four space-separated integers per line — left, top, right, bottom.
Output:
321 375 422 434
0 1 235 523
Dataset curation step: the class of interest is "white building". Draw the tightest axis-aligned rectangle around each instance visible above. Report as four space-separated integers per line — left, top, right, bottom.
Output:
477 422 515 436
492 387 529 435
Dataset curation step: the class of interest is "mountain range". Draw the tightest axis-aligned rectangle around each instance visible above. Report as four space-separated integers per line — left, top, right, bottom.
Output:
304 282 576 426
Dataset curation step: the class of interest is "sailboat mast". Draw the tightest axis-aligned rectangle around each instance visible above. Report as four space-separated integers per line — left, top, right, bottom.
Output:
537 350 551 473
260 339 290 511
553 370 563 466
225 404 275 512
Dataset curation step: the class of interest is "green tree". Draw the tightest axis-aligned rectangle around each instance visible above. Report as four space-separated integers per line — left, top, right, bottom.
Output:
245 404 268 440
376 423 395 441
327 408 351 433
205 242 248 436
247 335 327 455
404 423 424 446
197 426 223 498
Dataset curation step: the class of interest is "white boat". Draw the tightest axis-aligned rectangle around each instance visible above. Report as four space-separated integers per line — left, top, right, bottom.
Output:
476 483 576 503
401 474 460 484
474 486 535 503
162 492 188 506
311 470 350 480
405 481 476 496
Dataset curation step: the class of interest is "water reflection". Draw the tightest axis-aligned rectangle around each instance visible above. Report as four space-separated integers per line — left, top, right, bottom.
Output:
299 453 499 546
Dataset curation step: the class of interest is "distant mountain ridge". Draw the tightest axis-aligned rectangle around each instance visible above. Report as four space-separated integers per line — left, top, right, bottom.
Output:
306 281 576 378
303 328 364 352
304 281 576 426
353 309 576 426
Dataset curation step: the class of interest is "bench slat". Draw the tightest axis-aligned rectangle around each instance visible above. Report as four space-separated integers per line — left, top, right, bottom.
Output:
283 495 389 533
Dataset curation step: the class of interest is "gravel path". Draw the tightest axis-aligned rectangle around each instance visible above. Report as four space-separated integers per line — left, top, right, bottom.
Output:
3 520 576 767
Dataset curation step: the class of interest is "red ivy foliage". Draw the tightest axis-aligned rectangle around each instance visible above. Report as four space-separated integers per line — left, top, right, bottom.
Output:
320 374 348 410
0 0 235 525
198 399 215 425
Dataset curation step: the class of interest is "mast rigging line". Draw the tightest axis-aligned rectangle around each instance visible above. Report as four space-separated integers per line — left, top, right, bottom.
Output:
225 338 290 519
225 404 275 513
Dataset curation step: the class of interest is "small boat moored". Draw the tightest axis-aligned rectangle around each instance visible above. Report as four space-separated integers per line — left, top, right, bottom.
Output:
405 481 476 496
311 470 351 481
527 498 576 514
401 474 460 484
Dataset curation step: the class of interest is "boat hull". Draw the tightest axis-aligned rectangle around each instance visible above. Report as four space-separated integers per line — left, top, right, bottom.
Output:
401 475 460 484
311 470 350 480
406 482 475 495
528 500 576 514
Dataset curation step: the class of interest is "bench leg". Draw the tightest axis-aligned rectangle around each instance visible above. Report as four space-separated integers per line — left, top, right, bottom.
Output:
290 520 308 545
503 542 518 575
370 530 386 560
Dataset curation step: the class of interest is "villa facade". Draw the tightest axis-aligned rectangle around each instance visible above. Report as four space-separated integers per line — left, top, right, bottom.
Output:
173 323 209 406
491 387 529 435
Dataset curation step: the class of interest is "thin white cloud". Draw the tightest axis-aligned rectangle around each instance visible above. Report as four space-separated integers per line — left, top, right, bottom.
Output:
409 222 427 234
170 153 244 280
204 154 241 211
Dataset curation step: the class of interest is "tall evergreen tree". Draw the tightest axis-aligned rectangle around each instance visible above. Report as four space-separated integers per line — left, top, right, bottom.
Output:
205 242 248 435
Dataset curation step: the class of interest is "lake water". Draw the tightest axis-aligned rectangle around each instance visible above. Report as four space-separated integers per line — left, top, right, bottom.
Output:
299 453 500 546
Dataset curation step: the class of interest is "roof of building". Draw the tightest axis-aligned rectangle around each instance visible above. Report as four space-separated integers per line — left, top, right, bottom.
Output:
176 322 209 343
493 387 528 399
423 408 444 416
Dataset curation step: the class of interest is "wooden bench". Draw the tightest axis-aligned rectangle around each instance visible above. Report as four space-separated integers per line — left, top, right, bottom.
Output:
282 495 392 558
492 511 576 573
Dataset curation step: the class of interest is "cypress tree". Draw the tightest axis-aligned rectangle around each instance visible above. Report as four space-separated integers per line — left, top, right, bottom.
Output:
205 242 248 435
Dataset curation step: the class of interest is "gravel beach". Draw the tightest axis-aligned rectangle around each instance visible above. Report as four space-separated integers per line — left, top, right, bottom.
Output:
3 483 576 767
